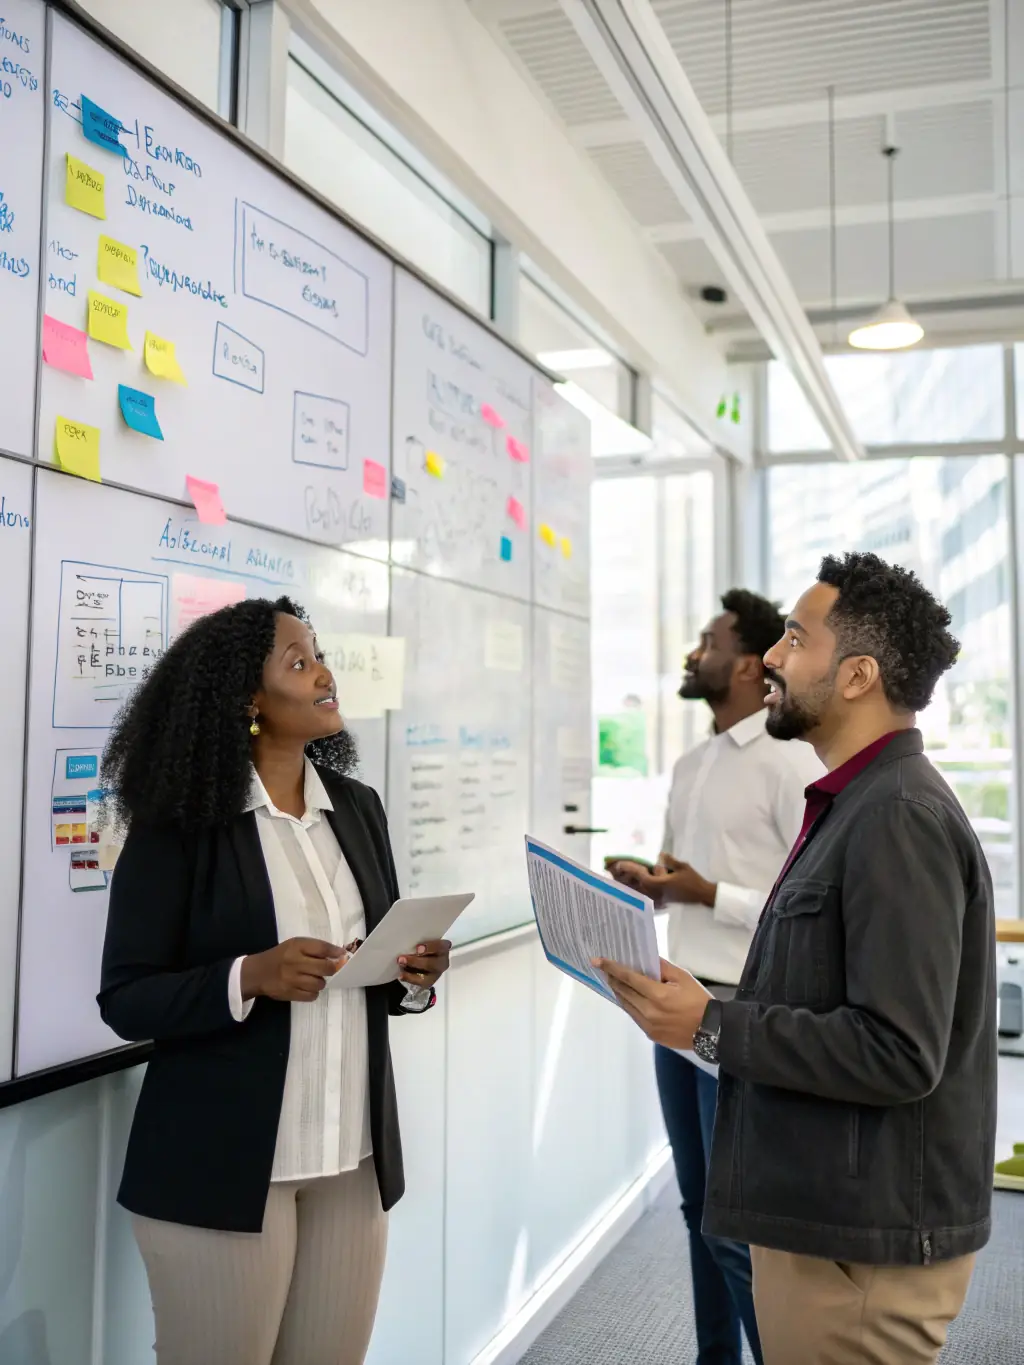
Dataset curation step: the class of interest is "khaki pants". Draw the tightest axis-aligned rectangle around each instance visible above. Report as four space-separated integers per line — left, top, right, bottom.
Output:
133 1157 388 1365
751 1245 975 1365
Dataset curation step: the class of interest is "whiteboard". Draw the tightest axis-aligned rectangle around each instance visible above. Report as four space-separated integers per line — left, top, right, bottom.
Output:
533 380 591 618
19 468 390 1075
0 456 32 1080
532 608 592 863
387 570 532 946
0 0 45 458
391 269 533 601
40 15 393 557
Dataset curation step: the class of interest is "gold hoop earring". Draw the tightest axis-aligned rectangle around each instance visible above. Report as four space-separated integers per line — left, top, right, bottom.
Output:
249 717 261 737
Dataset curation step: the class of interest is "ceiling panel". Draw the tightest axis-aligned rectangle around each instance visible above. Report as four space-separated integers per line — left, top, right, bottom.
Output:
587 141 689 226
495 6 626 126
650 0 992 115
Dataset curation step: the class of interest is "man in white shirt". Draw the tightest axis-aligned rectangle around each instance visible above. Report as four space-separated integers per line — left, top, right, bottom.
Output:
609 589 821 1365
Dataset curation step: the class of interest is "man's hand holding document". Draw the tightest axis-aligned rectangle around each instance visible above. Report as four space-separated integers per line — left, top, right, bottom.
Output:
525 836 661 1002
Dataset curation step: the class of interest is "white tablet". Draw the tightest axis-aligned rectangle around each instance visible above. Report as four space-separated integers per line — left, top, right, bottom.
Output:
330 893 475 988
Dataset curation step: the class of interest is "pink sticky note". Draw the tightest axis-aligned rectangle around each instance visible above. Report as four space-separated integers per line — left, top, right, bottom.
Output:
172 574 245 635
507 436 530 463
481 404 505 430
186 475 227 526
363 459 387 500
507 495 527 530
42 314 93 379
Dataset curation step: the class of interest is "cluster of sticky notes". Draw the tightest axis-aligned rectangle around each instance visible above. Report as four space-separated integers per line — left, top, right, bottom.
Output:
119 385 163 440
186 476 227 526
88 290 132 349
98 235 142 296
55 416 101 483
43 315 93 379
66 153 106 220
539 523 574 559
425 450 445 479
145 331 187 385
507 436 530 463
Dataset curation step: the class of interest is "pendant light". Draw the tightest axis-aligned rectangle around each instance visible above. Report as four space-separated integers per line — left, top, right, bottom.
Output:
848 146 924 350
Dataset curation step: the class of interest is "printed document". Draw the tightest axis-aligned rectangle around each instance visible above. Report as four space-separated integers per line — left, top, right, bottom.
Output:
525 836 660 1003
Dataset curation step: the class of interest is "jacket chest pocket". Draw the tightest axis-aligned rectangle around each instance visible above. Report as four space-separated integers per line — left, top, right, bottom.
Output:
757 880 839 1008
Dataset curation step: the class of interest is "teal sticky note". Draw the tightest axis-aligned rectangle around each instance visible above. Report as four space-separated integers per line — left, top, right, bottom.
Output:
500 536 512 562
118 384 163 440
81 94 126 155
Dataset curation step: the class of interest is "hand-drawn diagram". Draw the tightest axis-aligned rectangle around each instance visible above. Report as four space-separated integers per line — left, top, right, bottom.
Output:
53 561 167 729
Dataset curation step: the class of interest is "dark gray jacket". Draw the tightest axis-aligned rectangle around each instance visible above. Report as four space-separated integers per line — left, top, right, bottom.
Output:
704 729 997 1265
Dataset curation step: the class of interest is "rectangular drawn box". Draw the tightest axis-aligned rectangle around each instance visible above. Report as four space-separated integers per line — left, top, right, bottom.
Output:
212 321 265 394
292 391 350 471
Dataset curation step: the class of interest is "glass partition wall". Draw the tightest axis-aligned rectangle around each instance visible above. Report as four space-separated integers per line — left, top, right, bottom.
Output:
761 344 1022 918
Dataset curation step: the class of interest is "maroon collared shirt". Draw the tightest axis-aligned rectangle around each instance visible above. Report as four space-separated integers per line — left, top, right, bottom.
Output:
772 731 903 895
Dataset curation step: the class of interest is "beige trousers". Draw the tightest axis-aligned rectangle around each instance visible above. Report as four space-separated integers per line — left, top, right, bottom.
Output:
133 1157 388 1365
751 1245 976 1365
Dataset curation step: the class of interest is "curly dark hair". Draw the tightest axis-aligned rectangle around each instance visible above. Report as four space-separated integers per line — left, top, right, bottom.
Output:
818 552 960 711
101 596 358 830
721 588 786 663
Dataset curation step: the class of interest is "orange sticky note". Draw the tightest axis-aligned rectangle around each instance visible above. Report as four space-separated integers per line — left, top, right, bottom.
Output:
425 450 445 479
186 475 227 525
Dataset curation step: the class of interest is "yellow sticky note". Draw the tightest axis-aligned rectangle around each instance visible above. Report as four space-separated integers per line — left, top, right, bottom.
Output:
55 416 101 482
539 523 557 548
87 291 132 349
65 153 106 219
144 331 187 385
97 236 142 297
560 536 573 559
425 450 445 479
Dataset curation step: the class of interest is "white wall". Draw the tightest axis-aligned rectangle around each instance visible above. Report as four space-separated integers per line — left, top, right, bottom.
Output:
281 0 728 427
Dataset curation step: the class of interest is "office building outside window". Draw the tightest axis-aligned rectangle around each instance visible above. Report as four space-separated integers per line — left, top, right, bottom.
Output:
767 455 1015 917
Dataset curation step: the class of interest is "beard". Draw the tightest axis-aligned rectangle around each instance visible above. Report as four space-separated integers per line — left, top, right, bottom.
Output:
678 666 731 706
764 668 834 741
307 725 360 776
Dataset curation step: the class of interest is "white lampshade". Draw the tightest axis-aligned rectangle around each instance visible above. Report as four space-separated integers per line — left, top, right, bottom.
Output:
847 298 924 351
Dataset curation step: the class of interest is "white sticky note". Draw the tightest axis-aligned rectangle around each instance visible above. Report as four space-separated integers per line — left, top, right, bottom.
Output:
557 727 592 761
484 620 524 673
549 620 587 691
319 634 406 719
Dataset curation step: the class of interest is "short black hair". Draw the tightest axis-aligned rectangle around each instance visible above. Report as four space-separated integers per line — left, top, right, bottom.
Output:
101 596 357 831
817 552 960 712
720 588 786 663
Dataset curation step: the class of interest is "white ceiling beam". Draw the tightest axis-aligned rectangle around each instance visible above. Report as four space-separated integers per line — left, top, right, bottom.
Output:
559 0 864 459
569 78 998 148
646 193 1000 244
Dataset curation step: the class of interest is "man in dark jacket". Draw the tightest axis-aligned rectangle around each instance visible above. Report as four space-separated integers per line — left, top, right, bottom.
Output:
598 552 996 1365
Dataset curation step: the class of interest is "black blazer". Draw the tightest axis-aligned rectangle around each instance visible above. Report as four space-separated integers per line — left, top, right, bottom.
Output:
98 769 411 1233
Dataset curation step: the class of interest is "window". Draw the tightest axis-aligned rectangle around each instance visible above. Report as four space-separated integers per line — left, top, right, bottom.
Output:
591 471 715 866
519 274 635 423
76 0 232 115
768 346 1005 454
767 455 1015 916
284 54 491 315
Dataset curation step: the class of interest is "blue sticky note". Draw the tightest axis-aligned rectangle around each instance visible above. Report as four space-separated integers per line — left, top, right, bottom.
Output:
81 94 126 155
500 536 513 562
118 384 163 440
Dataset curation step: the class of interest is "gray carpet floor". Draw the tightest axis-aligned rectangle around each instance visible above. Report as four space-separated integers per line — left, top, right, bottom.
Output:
520 1187 1024 1364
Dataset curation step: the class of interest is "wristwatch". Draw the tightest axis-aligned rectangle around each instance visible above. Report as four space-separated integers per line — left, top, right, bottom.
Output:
692 998 723 1066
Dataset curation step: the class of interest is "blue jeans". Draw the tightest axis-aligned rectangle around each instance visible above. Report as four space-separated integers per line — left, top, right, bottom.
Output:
655 1045 763 1365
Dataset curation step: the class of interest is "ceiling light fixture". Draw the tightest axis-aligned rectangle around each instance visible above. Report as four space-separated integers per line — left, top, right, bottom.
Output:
848 146 923 350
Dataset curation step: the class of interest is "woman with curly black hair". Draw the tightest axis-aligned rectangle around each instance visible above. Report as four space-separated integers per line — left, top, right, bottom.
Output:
98 596 450 1365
